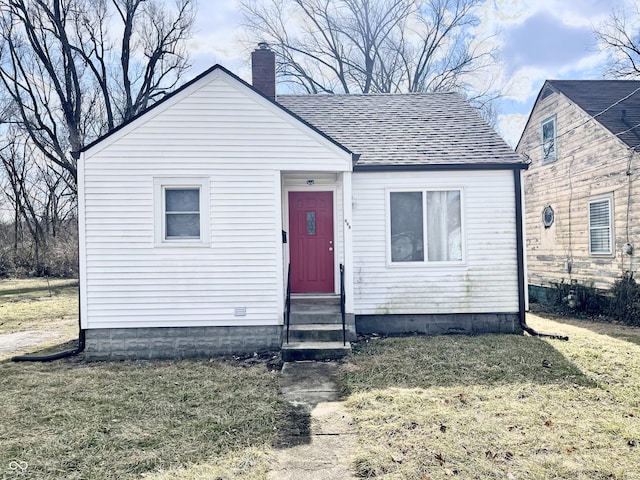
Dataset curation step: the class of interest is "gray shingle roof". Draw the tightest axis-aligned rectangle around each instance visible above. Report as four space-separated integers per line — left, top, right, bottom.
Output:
277 93 523 167
546 80 640 151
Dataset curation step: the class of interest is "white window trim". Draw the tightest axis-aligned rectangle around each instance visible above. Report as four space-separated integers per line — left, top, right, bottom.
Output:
385 187 466 267
153 177 210 247
588 194 614 256
541 115 557 164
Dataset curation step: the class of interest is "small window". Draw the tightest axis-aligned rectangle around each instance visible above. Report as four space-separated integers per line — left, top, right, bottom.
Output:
542 205 554 228
389 189 462 264
165 188 200 239
541 116 557 163
154 178 209 246
589 196 613 255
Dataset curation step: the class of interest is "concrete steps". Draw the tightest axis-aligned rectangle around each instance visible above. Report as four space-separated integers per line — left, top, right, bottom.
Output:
288 324 348 342
281 341 351 361
283 295 353 361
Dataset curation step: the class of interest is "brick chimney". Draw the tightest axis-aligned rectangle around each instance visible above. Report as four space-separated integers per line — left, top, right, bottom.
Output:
251 42 276 100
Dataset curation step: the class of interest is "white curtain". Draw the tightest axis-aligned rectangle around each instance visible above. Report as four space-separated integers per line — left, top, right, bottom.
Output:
427 191 461 261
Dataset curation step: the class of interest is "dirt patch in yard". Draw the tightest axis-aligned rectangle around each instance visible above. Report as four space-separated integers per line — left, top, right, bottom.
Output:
0 330 75 359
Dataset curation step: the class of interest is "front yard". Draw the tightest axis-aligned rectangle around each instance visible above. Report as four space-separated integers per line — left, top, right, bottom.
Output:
1 278 639 479
341 315 640 479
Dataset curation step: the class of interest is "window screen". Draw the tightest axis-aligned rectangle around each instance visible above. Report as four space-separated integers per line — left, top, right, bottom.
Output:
589 198 612 254
165 188 200 239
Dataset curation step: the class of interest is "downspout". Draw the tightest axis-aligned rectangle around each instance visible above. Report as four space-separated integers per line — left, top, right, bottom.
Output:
12 288 86 362
514 168 568 341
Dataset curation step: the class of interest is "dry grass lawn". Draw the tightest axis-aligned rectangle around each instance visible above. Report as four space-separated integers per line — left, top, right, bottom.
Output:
2 279 639 480
0 358 283 480
0 278 79 360
0 278 78 333
340 314 640 479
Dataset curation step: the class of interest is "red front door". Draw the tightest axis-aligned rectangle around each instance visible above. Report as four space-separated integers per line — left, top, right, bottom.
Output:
288 191 334 293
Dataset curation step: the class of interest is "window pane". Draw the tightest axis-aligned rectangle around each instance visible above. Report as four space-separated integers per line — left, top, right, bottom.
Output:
390 192 424 262
306 211 316 235
166 189 199 212
166 213 200 238
427 190 462 261
589 200 610 227
590 229 610 253
542 118 556 161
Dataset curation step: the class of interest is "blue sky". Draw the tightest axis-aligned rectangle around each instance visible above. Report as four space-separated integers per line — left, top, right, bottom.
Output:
184 0 630 146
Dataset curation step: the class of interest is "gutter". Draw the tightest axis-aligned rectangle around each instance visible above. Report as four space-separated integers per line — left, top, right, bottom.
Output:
514 169 568 341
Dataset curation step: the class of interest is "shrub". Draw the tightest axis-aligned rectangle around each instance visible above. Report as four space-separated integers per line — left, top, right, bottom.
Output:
547 280 610 316
609 274 640 327
0 220 78 278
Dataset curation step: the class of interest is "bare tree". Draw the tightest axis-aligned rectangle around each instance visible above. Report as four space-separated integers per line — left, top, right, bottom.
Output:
0 0 195 275
0 128 77 273
596 2 640 79
0 0 195 187
240 0 499 117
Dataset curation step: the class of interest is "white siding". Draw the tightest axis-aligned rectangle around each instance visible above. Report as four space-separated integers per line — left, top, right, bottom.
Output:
352 170 519 314
81 69 351 329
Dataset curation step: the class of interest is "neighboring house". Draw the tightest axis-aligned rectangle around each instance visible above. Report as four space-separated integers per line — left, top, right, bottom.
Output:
517 80 640 299
77 46 528 360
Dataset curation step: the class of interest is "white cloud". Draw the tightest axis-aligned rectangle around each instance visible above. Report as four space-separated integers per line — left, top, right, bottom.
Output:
501 66 548 102
497 113 529 148
185 0 248 79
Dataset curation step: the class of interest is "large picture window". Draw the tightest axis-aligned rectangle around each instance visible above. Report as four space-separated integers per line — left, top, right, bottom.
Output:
389 189 462 263
541 116 557 163
154 178 209 246
589 196 613 255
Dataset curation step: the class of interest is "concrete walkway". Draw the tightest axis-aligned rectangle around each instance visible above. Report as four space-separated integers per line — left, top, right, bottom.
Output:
268 361 356 480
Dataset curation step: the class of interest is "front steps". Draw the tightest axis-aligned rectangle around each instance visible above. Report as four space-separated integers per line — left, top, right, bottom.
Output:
281 295 354 361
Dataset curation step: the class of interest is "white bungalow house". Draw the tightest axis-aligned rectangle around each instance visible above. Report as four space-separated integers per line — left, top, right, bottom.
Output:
77 46 528 360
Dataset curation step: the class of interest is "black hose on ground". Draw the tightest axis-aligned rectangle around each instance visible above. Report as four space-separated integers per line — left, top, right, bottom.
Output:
11 329 85 362
519 313 569 341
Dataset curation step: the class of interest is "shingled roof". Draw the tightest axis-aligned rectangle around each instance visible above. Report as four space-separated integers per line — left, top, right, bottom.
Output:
544 80 640 152
277 93 524 168
80 64 524 168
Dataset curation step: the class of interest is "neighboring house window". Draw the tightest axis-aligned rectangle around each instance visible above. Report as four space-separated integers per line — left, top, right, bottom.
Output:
542 205 554 228
154 178 210 245
389 189 463 263
588 196 613 255
541 116 557 163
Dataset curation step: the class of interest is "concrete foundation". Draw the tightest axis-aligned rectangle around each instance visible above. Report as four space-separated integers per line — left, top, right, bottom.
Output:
85 325 282 361
355 313 522 336
84 312 522 360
